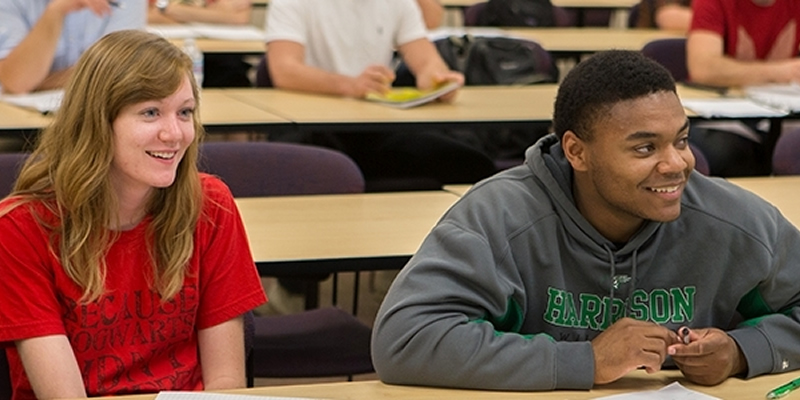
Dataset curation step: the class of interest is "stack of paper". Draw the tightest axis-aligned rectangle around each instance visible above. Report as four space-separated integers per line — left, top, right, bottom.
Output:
744 84 800 113
147 23 267 41
681 98 788 119
0 89 64 114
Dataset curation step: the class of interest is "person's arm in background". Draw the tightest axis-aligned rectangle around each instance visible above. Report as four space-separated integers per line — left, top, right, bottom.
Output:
198 316 247 390
0 0 112 94
416 0 444 29
17 335 87 400
267 40 395 98
686 30 800 87
654 3 692 32
397 38 464 102
148 0 252 25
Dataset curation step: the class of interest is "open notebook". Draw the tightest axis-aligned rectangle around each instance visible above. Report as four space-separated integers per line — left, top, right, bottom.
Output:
364 81 461 109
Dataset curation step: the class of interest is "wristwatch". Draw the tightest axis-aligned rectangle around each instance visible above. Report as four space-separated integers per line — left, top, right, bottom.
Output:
156 0 169 14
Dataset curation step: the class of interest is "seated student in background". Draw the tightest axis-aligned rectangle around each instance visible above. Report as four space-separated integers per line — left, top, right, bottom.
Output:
686 0 800 176
372 50 800 390
264 0 496 189
0 30 266 399
262 0 496 315
634 0 692 31
0 0 145 94
148 0 254 87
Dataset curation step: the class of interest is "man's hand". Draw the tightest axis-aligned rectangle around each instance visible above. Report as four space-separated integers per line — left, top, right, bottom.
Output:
347 65 395 98
416 70 464 103
592 317 680 385
668 327 747 386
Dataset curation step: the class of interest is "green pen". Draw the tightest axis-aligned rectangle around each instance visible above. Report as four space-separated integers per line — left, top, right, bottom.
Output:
767 377 800 399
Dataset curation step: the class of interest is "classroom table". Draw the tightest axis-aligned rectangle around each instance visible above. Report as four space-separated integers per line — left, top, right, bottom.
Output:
235 190 460 276
166 27 683 58
62 369 800 400
503 27 684 57
223 86 559 131
0 100 52 140
0 90 292 136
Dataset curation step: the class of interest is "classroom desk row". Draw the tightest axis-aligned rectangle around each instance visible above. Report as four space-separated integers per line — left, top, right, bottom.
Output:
243 175 800 279
175 27 682 56
65 369 800 400
251 0 640 10
0 84 722 136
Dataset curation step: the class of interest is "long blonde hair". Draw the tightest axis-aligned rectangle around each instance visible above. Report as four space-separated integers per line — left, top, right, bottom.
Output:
6 30 204 302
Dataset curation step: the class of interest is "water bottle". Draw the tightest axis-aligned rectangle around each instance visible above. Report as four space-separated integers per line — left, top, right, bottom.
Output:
183 38 204 87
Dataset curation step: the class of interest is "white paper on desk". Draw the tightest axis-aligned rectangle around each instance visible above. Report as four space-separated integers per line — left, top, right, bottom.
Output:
592 382 721 400
428 27 508 41
147 25 198 39
745 84 800 113
681 98 788 118
155 391 324 400
0 89 63 114
189 23 267 41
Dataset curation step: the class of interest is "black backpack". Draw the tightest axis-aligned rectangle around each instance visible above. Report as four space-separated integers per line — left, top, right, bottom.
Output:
434 35 559 85
479 0 555 27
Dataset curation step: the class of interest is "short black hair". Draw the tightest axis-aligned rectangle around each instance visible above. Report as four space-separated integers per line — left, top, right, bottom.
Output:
553 50 676 141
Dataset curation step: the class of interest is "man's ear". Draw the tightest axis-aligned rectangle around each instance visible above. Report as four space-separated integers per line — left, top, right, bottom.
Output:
562 130 589 172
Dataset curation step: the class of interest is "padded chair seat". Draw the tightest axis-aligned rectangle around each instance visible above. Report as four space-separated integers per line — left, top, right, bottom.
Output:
252 307 374 378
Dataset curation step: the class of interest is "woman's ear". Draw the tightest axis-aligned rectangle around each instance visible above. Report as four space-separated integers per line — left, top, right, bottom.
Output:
562 130 589 172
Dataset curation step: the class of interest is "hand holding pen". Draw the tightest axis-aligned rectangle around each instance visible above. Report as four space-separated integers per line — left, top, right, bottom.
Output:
668 326 747 386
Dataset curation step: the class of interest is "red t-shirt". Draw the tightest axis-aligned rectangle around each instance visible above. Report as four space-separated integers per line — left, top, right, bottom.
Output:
690 0 800 61
0 174 266 400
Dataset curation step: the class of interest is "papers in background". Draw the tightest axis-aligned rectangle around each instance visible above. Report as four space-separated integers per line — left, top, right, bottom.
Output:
0 89 63 114
745 84 800 113
147 23 267 41
592 382 721 400
364 81 461 109
428 27 508 41
681 98 788 118
155 392 323 400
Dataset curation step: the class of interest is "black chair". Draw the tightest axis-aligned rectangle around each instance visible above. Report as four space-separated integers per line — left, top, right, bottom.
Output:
773 128 800 175
197 141 375 380
641 38 689 83
0 152 28 197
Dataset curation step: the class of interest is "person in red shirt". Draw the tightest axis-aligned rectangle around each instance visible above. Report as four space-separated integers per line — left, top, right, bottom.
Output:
0 30 266 400
686 0 800 177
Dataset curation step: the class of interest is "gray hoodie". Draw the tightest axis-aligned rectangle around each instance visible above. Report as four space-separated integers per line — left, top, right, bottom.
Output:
372 134 800 390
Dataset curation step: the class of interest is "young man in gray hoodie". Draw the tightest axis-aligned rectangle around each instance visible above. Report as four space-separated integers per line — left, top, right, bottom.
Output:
372 50 800 391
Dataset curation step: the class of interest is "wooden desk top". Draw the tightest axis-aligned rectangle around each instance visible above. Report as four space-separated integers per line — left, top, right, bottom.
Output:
65 370 800 400
0 101 51 132
235 191 459 263
199 90 289 126
503 27 684 53
0 90 290 133
224 86 558 125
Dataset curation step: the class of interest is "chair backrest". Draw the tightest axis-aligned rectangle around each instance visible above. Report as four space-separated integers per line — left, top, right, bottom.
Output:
198 141 365 197
0 350 10 400
255 56 273 88
0 152 29 198
627 2 641 28
462 1 487 26
773 128 800 175
641 38 689 82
